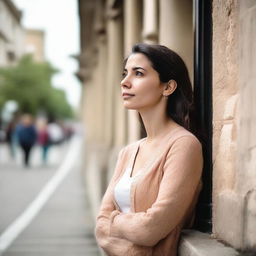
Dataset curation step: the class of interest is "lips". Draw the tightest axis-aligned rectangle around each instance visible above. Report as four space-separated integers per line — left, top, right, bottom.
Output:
122 92 135 99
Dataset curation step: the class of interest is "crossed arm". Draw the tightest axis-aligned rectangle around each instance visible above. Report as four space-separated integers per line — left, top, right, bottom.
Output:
95 149 150 255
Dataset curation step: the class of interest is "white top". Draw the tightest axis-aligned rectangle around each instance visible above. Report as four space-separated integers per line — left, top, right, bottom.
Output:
114 167 139 213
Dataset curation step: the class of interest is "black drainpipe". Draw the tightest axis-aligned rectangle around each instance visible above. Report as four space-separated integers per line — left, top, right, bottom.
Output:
193 0 213 233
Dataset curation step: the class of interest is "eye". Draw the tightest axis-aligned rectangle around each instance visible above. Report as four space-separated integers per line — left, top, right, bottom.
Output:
135 71 143 76
122 72 127 78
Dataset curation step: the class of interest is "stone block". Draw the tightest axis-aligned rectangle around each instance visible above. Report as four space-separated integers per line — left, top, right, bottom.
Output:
244 189 256 249
238 80 256 184
213 123 236 192
179 229 239 256
239 0 256 16
214 191 244 249
239 4 256 80
223 94 238 121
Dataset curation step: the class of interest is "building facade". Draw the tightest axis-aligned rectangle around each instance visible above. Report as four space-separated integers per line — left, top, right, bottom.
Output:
0 0 24 66
24 29 45 62
78 0 256 255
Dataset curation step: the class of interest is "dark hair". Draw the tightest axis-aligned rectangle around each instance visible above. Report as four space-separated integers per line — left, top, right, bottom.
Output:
131 43 198 137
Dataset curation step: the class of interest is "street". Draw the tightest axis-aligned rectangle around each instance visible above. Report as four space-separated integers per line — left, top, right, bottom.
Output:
0 137 100 256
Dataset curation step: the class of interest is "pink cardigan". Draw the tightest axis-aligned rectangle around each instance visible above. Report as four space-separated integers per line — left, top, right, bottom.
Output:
95 126 203 256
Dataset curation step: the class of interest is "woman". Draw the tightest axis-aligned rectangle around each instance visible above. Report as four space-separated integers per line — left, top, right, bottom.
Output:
95 43 203 256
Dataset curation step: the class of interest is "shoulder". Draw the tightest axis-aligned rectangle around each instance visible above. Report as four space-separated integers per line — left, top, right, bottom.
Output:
168 125 201 148
163 127 203 173
163 126 203 162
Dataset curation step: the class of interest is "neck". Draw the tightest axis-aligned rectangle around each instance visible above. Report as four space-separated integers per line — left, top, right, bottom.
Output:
139 104 177 141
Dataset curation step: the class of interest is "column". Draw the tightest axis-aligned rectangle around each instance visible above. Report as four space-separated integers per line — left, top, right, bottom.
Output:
159 0 193 78
105 2 125 147
142 0 158 44
92 0 107 144
123 0 143 143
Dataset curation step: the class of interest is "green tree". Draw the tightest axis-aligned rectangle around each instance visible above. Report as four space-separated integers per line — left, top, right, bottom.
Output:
0 55 73 119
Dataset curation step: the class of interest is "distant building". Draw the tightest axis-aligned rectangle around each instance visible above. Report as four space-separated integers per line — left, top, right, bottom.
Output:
0 0 24 66
25 29 45 62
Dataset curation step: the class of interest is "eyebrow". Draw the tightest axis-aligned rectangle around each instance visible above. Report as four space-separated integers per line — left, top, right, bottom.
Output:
123 66 146 72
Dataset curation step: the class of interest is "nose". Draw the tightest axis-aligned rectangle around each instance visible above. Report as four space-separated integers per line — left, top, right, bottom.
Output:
120 75 132 89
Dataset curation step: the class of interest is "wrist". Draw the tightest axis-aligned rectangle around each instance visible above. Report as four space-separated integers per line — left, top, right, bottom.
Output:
109 210 121 237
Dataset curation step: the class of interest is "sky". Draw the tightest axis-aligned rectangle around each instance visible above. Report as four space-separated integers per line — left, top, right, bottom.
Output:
13 0 81 109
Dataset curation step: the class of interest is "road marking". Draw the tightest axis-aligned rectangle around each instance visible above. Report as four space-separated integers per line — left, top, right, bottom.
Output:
0 136 81 253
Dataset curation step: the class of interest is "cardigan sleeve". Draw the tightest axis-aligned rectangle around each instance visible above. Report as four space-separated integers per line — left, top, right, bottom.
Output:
109 135 203 247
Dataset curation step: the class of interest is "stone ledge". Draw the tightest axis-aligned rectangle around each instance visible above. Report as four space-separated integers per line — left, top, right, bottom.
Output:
179 230 239 256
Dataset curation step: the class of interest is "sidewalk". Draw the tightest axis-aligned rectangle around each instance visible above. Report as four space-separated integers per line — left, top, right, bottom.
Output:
0 143 69 235
0 138 100 256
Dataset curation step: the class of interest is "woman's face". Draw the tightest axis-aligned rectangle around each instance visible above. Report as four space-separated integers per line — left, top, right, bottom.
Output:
121 53 164 111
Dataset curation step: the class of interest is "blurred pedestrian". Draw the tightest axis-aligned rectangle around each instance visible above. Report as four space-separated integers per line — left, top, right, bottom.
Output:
95 44 203 256
37 119 51 165
6 118 19 159
48 121 64 145
16 114 37 167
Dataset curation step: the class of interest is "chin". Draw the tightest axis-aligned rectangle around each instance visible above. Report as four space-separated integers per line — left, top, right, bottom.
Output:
123 102 139 110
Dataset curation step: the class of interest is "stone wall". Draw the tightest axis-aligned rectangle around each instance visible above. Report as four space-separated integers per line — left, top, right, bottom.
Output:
237 0 256 250
212 0 239 245
212 0 256 251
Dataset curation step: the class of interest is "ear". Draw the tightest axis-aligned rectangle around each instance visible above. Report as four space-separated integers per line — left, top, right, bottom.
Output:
162 80 177 97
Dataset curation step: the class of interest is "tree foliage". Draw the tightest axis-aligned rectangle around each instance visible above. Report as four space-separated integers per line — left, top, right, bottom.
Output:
0 55 73 119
